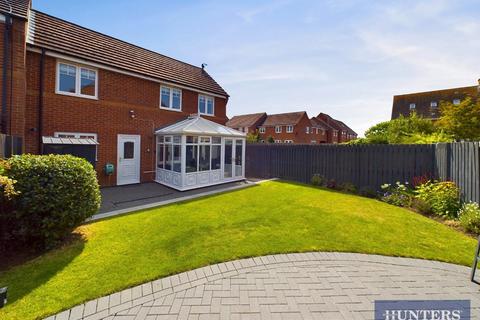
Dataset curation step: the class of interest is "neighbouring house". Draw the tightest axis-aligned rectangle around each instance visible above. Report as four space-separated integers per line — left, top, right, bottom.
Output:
391 79 480 120
0 0 246 189
257 112 312 144
309 117 328 144
315 113 358 143
335 120 357 142
226 112 267 134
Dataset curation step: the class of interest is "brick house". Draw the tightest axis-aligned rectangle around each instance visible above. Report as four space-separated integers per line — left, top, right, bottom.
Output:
257 112 313 144
226 112 267 134
0 0 247 189
391 80 480 120
314 113 357 143
309 117 328 144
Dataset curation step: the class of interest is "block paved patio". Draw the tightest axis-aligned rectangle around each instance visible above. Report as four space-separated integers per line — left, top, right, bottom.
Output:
46 252 480 320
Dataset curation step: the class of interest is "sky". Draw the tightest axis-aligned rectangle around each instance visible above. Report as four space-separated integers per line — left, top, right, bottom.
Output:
34 0 480 136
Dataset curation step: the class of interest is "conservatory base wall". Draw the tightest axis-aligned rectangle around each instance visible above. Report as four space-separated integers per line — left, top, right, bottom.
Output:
155 168 245 191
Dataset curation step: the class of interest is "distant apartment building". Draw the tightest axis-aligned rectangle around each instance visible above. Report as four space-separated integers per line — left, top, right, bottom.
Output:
391 80 480 120
227 111 357 144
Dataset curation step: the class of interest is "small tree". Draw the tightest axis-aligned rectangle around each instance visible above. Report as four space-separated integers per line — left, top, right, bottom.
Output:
436 97 480 141
267 136 275 143
246 131 260 143
363 113 445 144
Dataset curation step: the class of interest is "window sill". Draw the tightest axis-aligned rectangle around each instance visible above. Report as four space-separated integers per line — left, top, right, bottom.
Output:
199 112 215 117
160 106 183 112
55 90 98 100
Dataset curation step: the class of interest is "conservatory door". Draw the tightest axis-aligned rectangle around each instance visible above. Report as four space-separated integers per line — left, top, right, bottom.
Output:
224 139 233 178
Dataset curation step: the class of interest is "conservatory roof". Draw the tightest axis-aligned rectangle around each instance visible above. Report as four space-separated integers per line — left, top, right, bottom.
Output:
155 115 246 138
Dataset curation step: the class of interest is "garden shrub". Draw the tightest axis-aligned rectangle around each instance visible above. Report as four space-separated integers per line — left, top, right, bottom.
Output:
2 154 101 248
380 182 413 207
326 179 337 189
415 181 460 219
410 197 431 215
339 182 356 193
459 202 480 234
310 174 325 186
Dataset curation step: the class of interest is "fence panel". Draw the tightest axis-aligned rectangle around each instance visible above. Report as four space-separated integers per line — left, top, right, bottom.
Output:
245 142 480 202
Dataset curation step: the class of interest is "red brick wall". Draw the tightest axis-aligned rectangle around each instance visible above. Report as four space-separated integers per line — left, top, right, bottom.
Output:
0 16 27 139
25 51 228 186
258 113 326 144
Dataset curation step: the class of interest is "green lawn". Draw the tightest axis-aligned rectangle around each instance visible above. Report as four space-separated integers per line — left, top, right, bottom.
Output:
0 180 476 320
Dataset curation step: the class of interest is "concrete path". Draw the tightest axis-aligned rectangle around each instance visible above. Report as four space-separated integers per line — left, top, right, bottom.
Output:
47 252 480 320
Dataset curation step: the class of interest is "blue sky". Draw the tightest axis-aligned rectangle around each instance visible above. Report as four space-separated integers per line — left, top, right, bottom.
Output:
34 0 480 136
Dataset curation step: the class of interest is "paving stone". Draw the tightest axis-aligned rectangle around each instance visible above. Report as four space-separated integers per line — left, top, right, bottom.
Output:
47 253 479 320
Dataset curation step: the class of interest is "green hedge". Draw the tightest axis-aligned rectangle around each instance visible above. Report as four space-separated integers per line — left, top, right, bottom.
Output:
2 154 101 249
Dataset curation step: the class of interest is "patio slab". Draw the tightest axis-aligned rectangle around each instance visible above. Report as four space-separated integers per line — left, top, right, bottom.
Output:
94 180 254 221
45 252 480 320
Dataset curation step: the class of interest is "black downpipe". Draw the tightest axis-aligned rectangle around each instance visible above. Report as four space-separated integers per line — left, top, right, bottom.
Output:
1 13 12 134
38 49 45 153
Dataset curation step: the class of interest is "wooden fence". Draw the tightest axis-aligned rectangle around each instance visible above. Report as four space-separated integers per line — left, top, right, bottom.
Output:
245 142 480 203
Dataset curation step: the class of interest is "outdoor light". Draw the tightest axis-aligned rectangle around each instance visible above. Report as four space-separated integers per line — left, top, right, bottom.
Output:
0 287 7 308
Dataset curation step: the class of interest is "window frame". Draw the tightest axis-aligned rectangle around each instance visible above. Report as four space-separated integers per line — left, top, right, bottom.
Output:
286 125 293 133
453 98 461 105
160 85 183 112
259 127 265 133
430 101 438 108
198 94 215 116
275 126 282 133
409 103 416 110
56 61 98 100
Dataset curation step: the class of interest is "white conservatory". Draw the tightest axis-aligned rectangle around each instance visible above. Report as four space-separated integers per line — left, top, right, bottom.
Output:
155 115 247 190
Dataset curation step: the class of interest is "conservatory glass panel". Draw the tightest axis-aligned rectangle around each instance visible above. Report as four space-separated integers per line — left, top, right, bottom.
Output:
224 139 233 178
211 145 221 170
164 144 172 171
235 140 243 176
186 145 198 173
157 144 164 168
199 145 210 171
173 144 181 172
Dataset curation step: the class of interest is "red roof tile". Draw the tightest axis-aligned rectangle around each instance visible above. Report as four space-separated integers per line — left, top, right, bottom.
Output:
0 0 30 19
226 113 266 128
262 112 306 126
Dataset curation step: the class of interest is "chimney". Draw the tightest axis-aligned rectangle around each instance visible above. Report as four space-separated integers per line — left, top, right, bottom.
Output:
201 63 207 71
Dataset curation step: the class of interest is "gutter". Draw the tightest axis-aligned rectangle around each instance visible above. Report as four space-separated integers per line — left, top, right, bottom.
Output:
1 13 12 134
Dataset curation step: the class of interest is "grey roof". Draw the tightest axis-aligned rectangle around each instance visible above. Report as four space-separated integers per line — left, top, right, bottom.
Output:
42 136 99 145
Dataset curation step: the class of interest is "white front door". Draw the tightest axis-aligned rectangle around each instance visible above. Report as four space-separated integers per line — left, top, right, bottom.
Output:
117 134 141 185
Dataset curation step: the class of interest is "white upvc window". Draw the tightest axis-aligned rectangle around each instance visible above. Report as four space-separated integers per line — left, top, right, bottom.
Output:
259 127 265 133
198 95 215 115
56 61 98 99
274 139 282 143
160 85 182 111
311 140 317 144
275 126 282 133
453 98 461 105
409 103 416 110
305 126 310 134
284 140 293 144
286 125 293 133
430 101 438 108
